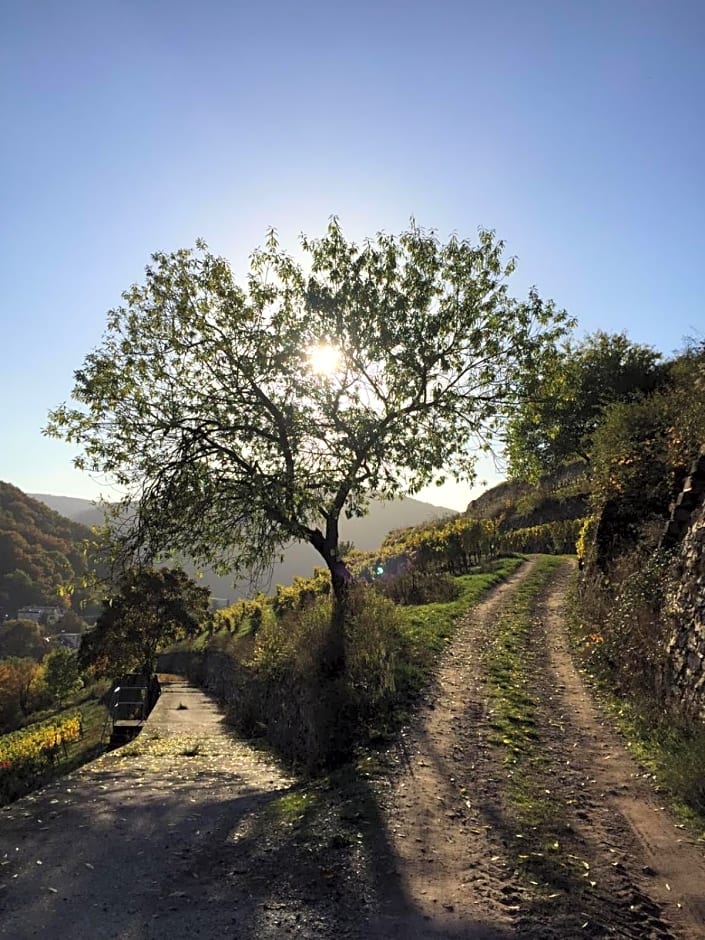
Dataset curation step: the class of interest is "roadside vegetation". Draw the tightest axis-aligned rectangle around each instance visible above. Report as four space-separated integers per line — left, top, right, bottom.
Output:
168 553 529 770
0 695 107 805
569 568 705 831
542 337 705 832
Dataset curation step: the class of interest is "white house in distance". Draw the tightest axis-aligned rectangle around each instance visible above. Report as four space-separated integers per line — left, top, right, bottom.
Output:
17 606 64 626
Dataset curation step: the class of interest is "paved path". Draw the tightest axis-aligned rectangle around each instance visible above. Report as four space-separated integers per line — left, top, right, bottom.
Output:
0 677 296 939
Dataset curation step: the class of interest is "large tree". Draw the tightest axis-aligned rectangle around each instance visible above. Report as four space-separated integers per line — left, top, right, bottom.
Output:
79 567 211 676
504 330 664 480
48 220 570 672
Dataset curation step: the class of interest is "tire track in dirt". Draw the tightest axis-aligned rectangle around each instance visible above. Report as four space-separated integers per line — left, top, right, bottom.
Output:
370 557 544 938
371 556 705 940
530 561 705 939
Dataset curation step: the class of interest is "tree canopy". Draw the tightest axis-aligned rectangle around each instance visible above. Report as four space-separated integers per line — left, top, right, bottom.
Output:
48 220 571 668
79 567 211 676
0 619 47 661
504 331 664 480
44 647 82 704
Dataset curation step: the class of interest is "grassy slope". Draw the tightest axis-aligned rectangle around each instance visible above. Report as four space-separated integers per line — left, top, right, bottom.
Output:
0 696 108 806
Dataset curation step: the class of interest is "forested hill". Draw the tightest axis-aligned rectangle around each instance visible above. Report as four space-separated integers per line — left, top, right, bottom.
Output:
0 482 93 617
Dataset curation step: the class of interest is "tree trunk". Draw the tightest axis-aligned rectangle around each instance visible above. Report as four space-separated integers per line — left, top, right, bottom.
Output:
308 516 358 766
309 523 349 678
325 568 349 677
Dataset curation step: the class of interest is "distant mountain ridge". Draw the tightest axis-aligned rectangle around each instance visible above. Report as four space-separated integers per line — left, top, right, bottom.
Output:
29 494 107 530
31 492 455 602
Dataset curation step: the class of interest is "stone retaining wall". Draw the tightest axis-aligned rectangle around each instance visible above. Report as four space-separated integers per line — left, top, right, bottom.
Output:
667 499 705 718
660 445 705 550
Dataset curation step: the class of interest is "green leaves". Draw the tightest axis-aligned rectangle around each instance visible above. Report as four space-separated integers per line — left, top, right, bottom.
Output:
81 567 211 676
505 331 663 480
47 221 570 580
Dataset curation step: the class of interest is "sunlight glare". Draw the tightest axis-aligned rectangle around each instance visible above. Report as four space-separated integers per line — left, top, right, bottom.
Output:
307 343 341 376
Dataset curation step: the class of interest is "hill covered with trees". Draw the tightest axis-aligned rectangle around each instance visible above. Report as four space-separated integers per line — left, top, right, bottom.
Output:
0 483 95 618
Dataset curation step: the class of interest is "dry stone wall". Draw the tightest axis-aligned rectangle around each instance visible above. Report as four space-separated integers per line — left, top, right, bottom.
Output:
668 448 705 719
660 445 705 550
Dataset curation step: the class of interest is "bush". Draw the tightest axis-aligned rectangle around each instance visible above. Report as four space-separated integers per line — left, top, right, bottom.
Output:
576 515 598 567
345 587 402 716
253 586 401 704
376 568 460 605
575 546 676 703
252 596 331 680
224 586 405 768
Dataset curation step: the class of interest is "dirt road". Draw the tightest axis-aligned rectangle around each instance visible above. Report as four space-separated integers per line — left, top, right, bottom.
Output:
2 559 704 938
371 558 705 939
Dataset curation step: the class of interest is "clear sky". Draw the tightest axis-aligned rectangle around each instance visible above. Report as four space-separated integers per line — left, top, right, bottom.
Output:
1 0 703 511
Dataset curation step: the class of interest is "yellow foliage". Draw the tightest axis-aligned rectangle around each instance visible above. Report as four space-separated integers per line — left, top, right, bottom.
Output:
0 713 82 778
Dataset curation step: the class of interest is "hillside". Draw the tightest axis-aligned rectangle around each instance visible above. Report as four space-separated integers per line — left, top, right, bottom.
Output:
29 494 106 529
32 492 454 603
0 483 93 618
463 461 589 530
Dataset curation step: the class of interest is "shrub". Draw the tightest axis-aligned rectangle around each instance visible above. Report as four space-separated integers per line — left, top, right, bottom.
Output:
345 587 402 715
229 586 404 767
252 596 331 679
575 546 676 703
376 568 460 605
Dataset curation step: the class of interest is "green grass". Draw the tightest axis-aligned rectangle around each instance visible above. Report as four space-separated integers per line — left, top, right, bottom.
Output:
614 704 705 833
265 789 322 830
481 555 590 896
397 555 525 655
572 675 705 835
390 555 525 709
484 556 563 770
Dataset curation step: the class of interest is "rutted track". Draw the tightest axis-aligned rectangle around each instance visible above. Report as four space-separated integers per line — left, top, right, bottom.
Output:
369 557 705 938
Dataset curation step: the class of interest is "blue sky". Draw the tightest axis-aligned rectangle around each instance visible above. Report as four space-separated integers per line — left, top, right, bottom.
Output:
1 0 703 511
